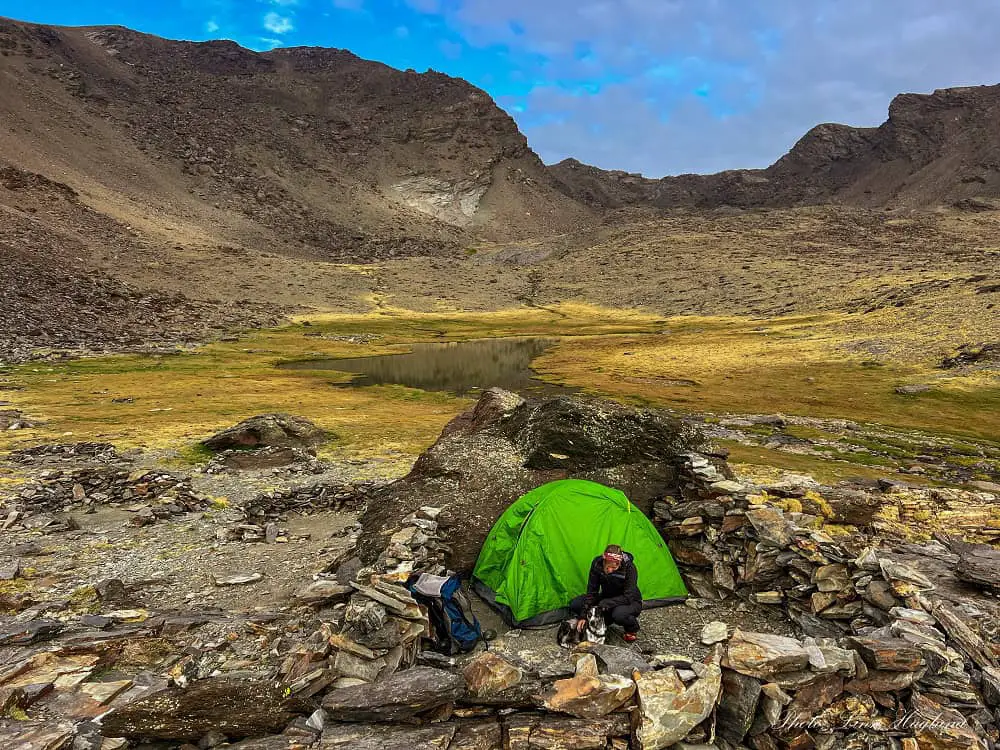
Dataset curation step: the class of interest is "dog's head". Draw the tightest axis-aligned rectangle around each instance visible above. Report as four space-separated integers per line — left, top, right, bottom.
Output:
584 605 607 636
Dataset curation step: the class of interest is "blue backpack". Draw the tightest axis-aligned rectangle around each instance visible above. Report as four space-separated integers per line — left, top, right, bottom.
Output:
406 573 483 654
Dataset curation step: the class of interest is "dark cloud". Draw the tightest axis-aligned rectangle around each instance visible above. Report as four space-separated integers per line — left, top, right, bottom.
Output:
423 0 1000 175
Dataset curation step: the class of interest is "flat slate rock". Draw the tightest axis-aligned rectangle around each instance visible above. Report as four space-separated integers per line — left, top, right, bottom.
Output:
576 643 653 676
0 722 75 750
956 543 1000 590
0 619 63 646
100 677 309 741
321 666 465 722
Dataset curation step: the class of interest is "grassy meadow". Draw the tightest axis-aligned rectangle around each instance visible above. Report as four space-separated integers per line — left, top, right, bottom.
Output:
1 304 996 482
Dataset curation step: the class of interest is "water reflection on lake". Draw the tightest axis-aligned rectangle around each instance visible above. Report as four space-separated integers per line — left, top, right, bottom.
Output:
280 337 576 397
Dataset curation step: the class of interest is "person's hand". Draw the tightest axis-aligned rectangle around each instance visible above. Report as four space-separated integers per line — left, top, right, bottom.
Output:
576 618 586 632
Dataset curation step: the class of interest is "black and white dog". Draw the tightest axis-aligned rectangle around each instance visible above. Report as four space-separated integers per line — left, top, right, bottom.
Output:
556 605 607 648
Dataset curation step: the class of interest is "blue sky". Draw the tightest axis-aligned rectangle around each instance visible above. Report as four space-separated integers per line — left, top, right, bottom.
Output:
4 1 1000 176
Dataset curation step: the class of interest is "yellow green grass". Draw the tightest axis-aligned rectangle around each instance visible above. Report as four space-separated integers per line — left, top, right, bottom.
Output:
532 313 1000 442
722 442 937 487
0 304 666 459
1 306 996 470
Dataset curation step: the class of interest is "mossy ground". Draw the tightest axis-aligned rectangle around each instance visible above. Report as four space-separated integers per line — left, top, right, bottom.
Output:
1 305 996 482
532 312 999 441
0 304 665 460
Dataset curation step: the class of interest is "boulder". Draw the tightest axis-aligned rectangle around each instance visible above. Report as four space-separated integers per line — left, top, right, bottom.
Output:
541 654 635 718
357 389 702 570
635 665 722 749
321 666 465 722
201 414 328 452
955 542 1000 591
100 678 309 741
724 630 810 679
504 396 699 471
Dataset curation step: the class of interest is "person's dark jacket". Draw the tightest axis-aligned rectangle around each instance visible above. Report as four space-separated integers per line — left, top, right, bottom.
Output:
585 551 642 609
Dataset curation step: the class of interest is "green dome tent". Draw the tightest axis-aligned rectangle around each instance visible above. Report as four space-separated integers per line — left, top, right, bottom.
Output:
472 479 687 627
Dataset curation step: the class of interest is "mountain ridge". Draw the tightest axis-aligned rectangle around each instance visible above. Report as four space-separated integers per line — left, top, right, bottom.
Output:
0 16 589 261
2 17 1000 362
548 84 1000 211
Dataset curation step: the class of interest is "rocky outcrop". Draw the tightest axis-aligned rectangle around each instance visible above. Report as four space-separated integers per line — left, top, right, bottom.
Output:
356 388 704 571
201 414 330 452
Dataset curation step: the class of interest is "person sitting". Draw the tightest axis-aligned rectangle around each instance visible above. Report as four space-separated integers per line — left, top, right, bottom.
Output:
568 544 643 643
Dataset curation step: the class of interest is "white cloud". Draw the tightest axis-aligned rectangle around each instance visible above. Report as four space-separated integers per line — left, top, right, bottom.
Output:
263 11 294 34
417 0 1000 175
259 37 284 50
205 20 220 34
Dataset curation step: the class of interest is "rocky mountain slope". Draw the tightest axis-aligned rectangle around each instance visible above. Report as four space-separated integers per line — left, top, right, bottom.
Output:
2 16 999 362
0 165 281 361
549 85 1000 211
0 16 592 357
0 18 588 255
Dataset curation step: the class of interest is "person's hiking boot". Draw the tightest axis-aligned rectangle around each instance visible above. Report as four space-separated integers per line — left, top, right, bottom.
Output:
623 631 638 643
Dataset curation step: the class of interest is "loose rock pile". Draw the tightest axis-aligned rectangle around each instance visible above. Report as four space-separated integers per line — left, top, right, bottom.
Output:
278 505 449 696
0 465 210 530
642 451 1000 748
239 481 375 523
8 442 125 465
203 446 327 474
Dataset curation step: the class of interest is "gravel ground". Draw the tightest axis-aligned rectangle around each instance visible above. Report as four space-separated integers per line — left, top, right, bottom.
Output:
472 586 796 663
8 505 360 613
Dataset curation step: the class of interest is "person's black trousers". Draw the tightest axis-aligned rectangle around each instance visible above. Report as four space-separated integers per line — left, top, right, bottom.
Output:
569 595 642 633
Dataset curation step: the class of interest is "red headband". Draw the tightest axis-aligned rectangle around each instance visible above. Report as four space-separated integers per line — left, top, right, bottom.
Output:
603 551 623 562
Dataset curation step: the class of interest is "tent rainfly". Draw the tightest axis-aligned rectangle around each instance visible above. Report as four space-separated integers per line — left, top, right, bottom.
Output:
472 478 687 627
